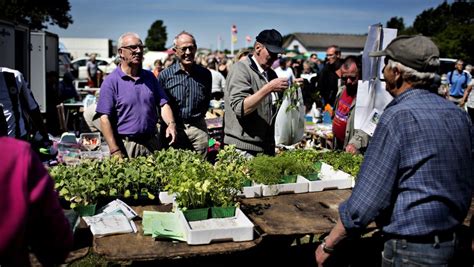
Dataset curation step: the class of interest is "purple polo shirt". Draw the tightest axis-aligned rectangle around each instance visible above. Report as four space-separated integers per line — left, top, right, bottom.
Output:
96 66 168 136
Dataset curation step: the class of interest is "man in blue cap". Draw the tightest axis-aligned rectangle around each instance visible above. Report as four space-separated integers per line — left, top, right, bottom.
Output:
224 29 289 157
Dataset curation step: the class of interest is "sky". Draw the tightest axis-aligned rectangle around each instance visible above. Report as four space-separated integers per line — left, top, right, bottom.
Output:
48 0 448 51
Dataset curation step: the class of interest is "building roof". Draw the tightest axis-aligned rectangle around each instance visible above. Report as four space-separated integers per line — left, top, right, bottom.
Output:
283 32 367 51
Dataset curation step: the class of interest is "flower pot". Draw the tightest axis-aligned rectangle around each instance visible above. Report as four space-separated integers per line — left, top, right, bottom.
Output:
211 206 236 218
242 179 253 187
280 174 297 184
74 203 97 217
305 173 320 181
183 208 210 222
314 161 322 172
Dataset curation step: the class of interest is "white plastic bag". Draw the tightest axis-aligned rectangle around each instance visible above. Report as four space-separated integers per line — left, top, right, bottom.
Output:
274 87 305 145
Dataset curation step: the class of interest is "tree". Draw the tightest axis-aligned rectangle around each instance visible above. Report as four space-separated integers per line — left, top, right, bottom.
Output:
0 0 73 30
386 17 405 32
145 20 167 51
386 1 474 63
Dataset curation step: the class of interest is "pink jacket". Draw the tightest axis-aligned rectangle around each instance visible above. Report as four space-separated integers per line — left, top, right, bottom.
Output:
0 137 73 265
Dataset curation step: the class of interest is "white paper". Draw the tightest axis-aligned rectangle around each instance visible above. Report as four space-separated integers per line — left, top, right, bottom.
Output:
100 199 138 220
362 25 397 81
354 80 392 131
360 108 381 136
83 213 137 236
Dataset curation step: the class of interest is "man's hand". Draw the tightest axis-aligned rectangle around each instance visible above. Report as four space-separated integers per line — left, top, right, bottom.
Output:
345 143 359 155
110 149 124 159
294 77 304 87
315 243 331 267
268 77 289 93
166 123 177 145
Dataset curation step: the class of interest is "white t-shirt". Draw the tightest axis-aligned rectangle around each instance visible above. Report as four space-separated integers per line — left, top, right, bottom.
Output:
209 69 226 93
0 67 38 137
274 66 295 86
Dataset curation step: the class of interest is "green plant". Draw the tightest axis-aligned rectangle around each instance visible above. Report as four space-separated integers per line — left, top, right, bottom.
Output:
317 151 364 177
50 160 106 208
284 83 301 112
249 152 316 185
165 146 249 211
210 145 250 207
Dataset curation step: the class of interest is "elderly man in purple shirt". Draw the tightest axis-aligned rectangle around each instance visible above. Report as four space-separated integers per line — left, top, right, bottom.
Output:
96 32 176 158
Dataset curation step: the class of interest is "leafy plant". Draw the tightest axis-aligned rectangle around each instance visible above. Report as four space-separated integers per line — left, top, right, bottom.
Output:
165 146 249 210
249 152 317 185
210 145 250 207
284 83 301 112
317 151 364 177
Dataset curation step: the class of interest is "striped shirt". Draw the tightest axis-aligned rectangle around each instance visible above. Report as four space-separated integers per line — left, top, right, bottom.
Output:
339 89 474 236
158 62 212 123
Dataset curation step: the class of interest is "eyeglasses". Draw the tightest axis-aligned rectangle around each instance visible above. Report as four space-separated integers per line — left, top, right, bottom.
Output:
326 54 336 58
121 44 145 51
175 45 196 53
341 75 357 83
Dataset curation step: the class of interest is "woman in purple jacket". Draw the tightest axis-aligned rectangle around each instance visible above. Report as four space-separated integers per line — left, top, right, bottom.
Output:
0 137 73 266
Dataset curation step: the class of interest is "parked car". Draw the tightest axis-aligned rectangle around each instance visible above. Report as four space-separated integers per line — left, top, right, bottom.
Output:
59 52 73 78
71 56 117 80
439 58 457 75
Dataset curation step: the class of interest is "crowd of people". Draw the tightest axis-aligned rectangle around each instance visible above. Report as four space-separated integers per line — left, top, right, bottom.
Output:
0 28 473 265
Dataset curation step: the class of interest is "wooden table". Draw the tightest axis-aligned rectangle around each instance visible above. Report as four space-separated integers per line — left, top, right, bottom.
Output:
241 190 350 236
91 190 474 263
92 205 262 261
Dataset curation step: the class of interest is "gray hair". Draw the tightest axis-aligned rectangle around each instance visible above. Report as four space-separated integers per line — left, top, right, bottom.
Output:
118 32 141 49
387 59 439 89
465 64 472 73
173 31 196 48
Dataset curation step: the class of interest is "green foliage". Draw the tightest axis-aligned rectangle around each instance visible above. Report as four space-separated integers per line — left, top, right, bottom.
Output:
317 151 364 177
386 17 405 32
284 83 301 112
50 156 164 208
388 1 474 62
249 151 318 185
145 20 167 51
165 146 248 209
0 0 73 30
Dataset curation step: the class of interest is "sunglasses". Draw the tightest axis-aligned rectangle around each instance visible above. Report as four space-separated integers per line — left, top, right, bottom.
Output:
121 44 145 51
175 45 196 53
341 76 357 82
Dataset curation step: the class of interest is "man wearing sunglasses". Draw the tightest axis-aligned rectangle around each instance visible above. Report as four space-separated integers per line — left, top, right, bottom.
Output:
158 31 212 157
96 32 177 158
316 35 472 266
332 56 369 155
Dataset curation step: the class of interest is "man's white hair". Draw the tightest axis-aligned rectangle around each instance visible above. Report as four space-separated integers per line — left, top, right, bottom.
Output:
387 59 439 89
118 32 141 49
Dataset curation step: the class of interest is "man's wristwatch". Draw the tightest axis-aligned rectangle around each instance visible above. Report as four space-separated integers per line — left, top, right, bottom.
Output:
167 121 176 126
321 238 335 254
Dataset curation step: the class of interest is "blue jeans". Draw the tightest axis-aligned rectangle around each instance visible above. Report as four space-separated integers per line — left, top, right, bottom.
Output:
381 237 457 267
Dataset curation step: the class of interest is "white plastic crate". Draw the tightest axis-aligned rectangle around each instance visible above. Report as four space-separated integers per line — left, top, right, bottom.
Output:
177 208 254 245
304 163 353 192
261 175 309 196
158 191 176 204
238 182 262 198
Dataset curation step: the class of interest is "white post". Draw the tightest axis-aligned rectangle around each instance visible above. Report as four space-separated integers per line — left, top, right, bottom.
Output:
231 32 234 56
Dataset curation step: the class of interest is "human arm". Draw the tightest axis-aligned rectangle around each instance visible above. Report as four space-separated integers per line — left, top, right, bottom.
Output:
242 77 288 115
19 72 49 142
161 103 177 145
460 84 472 107
345 130 370 155
317 113 400 264
315 218 347 266
99 114 123 158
